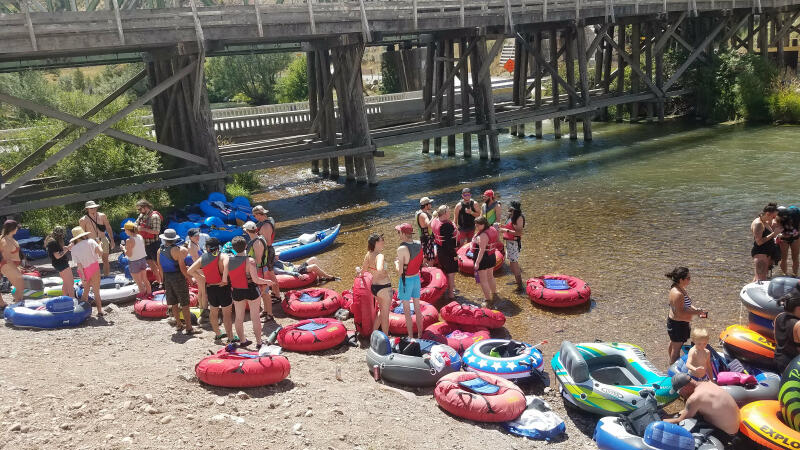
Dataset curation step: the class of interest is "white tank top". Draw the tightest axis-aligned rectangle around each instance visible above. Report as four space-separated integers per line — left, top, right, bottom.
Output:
128 234 147 261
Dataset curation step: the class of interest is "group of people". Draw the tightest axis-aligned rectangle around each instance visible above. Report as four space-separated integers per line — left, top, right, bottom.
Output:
362 188 526 338
751 202 800 281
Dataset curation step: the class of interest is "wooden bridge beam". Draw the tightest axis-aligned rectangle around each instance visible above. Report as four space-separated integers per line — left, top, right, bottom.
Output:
551 29 562 138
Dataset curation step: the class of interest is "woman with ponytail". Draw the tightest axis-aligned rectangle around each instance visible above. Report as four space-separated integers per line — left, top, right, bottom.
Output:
665 267 708 364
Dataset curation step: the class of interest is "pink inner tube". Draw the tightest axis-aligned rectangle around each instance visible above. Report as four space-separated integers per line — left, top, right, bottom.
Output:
388 300 439 335
456 244 504 275
134 290 198 318
281 288 342 319
277 318 347 352
195 349 290 388
434 371 526 422
422 321 490 353
340 289 354 312
525 274 591 307
277 271 318 290
439 300 506 329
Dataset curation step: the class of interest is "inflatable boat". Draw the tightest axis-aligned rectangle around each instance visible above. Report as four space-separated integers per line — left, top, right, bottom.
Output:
740 400 800 450
463 339 545 382
76 274 139 304
740 277 799 319
434 371 526 423
366 331 461 387
526 274 591 308
719 325 775 369
595 416 724 450
3 296 91 329
422 321 490 354
281 288 342 319
277 318 347 352
551 341 676 416
274 224 340 262
195 348 290 388
722 371 781 406
439 301 505 329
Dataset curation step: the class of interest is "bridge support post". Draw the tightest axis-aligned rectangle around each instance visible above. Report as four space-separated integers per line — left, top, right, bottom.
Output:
602 25 614 121
630 22 641 121
645 22 654 122
576 23 592 141
655 23 665 122
565 27 578 139
534 31 543 138
477 37 500 160
433 39 445 155
512 34 529 137
145 49 224 193
422 40 436 154
469 37 489 159
446 39 457 156
551 29 562 138
308 51 320 175
616 23 626 122
459 38 472 158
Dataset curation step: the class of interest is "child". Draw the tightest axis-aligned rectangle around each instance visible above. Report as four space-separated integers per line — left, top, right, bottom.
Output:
188 238 234 343
223 236 275 349
685 328 713 382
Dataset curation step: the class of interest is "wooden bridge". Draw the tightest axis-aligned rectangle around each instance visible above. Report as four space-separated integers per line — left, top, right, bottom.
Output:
0 0 798 215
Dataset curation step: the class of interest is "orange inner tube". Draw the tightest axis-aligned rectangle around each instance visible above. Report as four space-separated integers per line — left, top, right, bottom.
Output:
740 400 800 450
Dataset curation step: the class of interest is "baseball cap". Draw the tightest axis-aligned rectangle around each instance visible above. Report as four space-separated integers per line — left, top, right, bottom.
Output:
395 223 413 235
242 221 257 231
461 188 471 195
671 373 691 393
483 189 494 199
419 197 433 206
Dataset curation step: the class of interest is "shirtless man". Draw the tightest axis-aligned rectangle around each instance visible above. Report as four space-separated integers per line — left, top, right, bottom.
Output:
80 200 115 276
665 373 740 437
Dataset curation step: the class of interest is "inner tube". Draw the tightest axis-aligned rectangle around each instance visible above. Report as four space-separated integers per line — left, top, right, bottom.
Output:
594 416 724 450
720 325 775 369
721 371 781 407
277 318 347 352
422 321 490 354
387 300 439 335
393 267 448 304
780 355 800 431
340 289 353 312
277 271 318 290
365 330 462 387
195 348 291 388
281 288 342 319
434 371 526 422
456 243 504 275
740 277 799 320
3 296 91 329
526 274 591 308
134 290 199 319
438 301 506 329
740 400 800 450
463 339 543 380
76 274 139 304
749 311 776 340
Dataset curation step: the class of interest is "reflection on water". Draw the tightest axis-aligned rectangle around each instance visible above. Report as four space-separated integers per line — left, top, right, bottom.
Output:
256 120 800 369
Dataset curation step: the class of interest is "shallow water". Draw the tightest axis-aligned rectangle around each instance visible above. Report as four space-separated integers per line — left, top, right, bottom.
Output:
254 120 800 370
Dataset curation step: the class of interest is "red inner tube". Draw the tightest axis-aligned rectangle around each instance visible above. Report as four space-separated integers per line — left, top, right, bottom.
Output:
391 267 448 304
134 290 198 318
439 300 506 329
456 244 504 275
277 318 347 352
422 321 490 353
195 349 291 388
388 300 439 335
525 274 591 308
281 288 342 319
340 289 354 312
434 371 526 422
277 271 318 290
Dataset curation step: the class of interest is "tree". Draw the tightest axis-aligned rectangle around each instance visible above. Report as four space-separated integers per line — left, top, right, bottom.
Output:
205 53 292 105
277 55 309 103
379 53 401 94
72 69 86 93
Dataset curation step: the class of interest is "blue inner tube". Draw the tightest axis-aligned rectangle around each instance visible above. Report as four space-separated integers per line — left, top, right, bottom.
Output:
4 296 91 329
463 339 543 379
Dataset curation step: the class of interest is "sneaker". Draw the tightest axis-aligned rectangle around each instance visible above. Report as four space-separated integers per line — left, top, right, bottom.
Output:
239 340 253 348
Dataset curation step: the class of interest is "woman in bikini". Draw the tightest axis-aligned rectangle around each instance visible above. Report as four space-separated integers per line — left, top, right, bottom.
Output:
0 220 24 310
70 226 104 316
751 203 782 282
666 266 708 364
44 226 75 298
777 207 800 277
184 228 208 313
363 233 392 335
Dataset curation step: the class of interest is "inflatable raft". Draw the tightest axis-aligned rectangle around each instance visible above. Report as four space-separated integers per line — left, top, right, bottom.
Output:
434 371 526 422
456 243 504 275
3 296 91 329
740 400 800 450
551 341 676 416
439 301 505 329
387 300 439 335
366 331 461 387
281 288 342 319
76 274 139 304
133 290 200 319
392 267 448 304
722 371 781 406
274 224 340 262
463 339 544 381
277 318 347 352
195 348 291 388
422 321 490 354
740 277 799 319
526 275 591 308
276 271 318 290
720 325 775 369
595 416 724 450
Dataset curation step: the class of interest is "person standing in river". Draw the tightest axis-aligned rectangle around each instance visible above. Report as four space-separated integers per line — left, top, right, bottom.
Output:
416 197 436 266
432 205 458 301
472 217 498 306
395 223 424 338
481 190 502 226
500 201 525 292
79 200 115 277
777 207 800 277
666 267 708 364
363 233 392 335
453 188 481 246
751 202 782 282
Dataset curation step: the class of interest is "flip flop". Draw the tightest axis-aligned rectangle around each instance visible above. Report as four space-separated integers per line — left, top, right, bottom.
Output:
239 339 253 348
261 314 274 323
184 328 202 335
214 333 227 341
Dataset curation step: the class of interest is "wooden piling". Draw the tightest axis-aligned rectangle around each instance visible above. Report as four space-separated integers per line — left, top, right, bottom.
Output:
446 40 457 156
308 51 319 174
422 41 435 153
551 29 562 138
575 24 592 141
616 23 626 122
630 22 640 121
469 36 489 158
433 39 445 155
459 38 472 158
533 31 543 138
565 27 577 139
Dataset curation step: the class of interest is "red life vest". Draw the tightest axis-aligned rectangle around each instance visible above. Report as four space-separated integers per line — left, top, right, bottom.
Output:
471 229 488 253
138 211 163 240
401 241 423 277
228 255 249 289
432 218 444 246
484 226 500 252
200 252 223 284
502 215 525 243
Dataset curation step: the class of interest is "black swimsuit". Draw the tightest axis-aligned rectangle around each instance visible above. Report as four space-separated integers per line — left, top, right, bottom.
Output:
752 225 778 258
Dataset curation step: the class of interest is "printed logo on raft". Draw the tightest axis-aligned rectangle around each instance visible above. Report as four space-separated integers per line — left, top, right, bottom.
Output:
759 424 800 449
791 368 800 382
597 386 624 400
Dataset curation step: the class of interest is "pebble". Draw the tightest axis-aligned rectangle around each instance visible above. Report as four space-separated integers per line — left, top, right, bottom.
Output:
292 423 303 435
236 391 250 400
178 373 197 383
143 405 159 414
103 304 119 313
339 435 346 441
8 423 21 432
59 423 72 430
215 398 226 406
304 409 313 417
160 415 173 424
121 437 133 444
283 412 291 419
69 401 84 410
100 414 115 421
186 414 195 420
543 386 551 393
123 400 134 410
19 425 30 433
143 394 154 404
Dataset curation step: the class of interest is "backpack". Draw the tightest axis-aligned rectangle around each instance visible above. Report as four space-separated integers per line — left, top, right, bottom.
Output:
351 271 376 338
139 211 164 239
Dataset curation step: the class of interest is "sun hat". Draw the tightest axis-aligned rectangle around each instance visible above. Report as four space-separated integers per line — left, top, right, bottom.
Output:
186 228 200 237
252 205 269 215
242 221 257 232
159 229 180 241
84 200 100 209
123 222 137 231
70 226 91 243
395 223 413 235
419 197 434 206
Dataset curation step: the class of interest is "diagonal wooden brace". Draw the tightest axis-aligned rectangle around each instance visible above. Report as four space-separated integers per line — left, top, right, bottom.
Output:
655 12 687 53
663 19 726 92
602 32 664 98
515 32 580 101
421 39 477 118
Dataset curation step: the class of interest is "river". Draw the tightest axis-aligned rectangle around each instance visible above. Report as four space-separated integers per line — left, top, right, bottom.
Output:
254 120 800 370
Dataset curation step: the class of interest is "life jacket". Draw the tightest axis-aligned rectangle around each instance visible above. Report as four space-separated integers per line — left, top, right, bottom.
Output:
260 217 276 244
400 241 423 279
484 201 498 225
416 210 431 236
484 225 500 252
158 244 180 273
431 218 444 246
138 211 163 240
200 252 222 284
502 215 525 248
184 245 202 267
228 254 250 289
246 236 268 269
458 199 477 231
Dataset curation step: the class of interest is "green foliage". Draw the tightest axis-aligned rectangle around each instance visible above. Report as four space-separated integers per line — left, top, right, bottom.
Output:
768 76 800 123
0 71 59 127
277 55 309 103
72 69 87 92
738 55 777 121
231 172 261 193
205 53 292 105
225 183 251 202
379 53 402 94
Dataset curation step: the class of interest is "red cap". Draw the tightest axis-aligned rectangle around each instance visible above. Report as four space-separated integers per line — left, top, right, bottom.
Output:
395 223 413 235
483 189 495 199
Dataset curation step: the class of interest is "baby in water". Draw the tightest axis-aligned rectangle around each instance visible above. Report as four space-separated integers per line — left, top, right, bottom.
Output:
685 328 714 382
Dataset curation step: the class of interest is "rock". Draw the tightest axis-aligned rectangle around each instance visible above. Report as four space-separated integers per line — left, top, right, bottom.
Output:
543 386 551 393
59 423 72 430
143 405 159 414
19 425 30 433
304 409 313 417
178 373 197 383
105 434 114 441
283 412 291 419
292 423 303 435
235 391 250 400
103 304 119 313
69 401 84 410
143 394 154 404
8 423 21 432
100 414 115 421
231 415 245 424
210 414 227 422
339 435 346 441
186 414 195 420
268 402 277 409
160 415 173 424
215 397 225 406
123 400 134 410
121 436 133 444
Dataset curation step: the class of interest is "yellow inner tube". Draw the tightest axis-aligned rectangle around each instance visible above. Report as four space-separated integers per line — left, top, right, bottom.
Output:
740 400 800 450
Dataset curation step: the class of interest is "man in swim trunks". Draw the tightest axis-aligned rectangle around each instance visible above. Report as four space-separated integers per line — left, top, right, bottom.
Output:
157 229 199 335
80 200 115 277
453 188 481 246
136 199 163 286
395 223 424 339
665 373 740 440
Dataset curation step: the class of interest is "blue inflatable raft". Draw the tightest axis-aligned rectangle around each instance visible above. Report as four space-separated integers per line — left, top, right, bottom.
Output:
274 224 340 261
4 296 91 329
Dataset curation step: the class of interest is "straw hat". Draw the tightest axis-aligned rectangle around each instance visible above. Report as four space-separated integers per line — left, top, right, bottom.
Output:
70 226 91 243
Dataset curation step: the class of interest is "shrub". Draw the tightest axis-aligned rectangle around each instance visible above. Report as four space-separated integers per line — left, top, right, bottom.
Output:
277 55 309 103
768 78 800 124
380 52 402 94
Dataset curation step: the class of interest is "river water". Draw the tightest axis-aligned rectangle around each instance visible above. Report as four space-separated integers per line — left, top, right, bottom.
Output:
254 120 800 370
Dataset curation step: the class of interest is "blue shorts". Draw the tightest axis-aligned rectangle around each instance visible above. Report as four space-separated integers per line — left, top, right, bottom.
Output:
397 274 421 301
